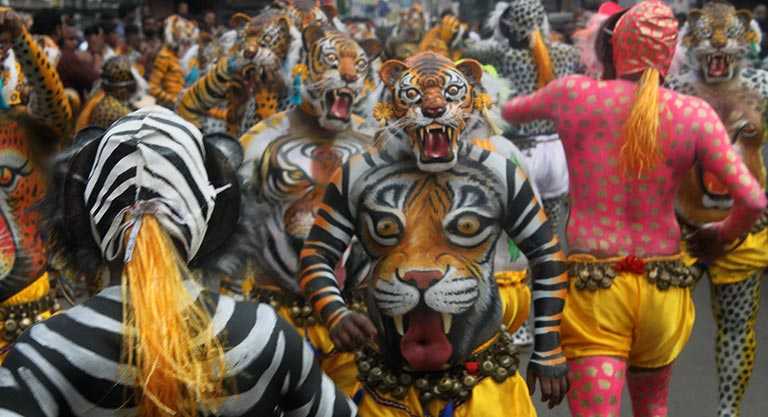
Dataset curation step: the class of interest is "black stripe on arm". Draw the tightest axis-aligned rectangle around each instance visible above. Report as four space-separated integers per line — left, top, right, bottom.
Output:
299 169 355 327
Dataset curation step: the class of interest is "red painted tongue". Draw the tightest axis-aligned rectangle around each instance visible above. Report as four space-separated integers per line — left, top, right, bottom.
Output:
330 94 351 120
703 171 729 195
400 309 452 371
709 56 727 77
424 130 450 159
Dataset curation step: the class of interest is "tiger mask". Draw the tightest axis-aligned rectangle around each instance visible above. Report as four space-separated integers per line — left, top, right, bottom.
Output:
379 52 484 173
164 14 199 51
359 170 504 371
301 25 382 132
684 3 758 83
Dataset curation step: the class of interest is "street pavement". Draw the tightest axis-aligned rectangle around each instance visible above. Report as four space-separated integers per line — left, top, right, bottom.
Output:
525 277 768 417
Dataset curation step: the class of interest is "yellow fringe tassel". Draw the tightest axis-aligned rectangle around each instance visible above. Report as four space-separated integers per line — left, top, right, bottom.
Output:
619 68 661 178
121 215 227 417
530 28 555 89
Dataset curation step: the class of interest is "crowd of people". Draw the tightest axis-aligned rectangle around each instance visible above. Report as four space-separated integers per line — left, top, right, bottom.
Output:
0 0 764 416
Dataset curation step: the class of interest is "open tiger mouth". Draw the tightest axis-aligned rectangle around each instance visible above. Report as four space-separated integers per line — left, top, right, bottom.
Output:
417 123 456 163
325 88 354 122
392 307 453 371
703 52 735 81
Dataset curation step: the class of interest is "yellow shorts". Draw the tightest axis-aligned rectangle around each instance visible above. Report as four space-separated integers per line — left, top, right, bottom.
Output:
561 261 695 368
272 304 358 396
354 371 535 417
707 228 768 285
495 270 531 333
0 275 53 364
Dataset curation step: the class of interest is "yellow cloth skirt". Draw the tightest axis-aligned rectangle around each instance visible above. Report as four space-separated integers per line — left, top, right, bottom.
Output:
561 255 695 368
354 270 533 417
0 274 53 363
354 371 535 417
698 228 768 285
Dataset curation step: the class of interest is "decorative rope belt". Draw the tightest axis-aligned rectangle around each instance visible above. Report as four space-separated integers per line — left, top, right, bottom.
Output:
356 325 519 406
0 291 57 343
252 287 368 327
568 255 702 291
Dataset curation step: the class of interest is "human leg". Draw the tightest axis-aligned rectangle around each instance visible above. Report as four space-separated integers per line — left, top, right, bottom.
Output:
566 356 627 417
627 365 672 417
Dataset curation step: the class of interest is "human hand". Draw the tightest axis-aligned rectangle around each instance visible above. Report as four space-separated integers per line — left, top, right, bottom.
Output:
526 362 569 409
330 311 378 352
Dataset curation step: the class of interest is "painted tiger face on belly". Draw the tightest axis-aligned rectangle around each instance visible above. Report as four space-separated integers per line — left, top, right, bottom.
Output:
379 52 484 173
357 165 504 371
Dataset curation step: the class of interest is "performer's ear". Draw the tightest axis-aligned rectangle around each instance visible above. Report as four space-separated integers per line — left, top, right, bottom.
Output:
455 59 484 85
359 38 383 61
380 60 408 89
302 24 326 51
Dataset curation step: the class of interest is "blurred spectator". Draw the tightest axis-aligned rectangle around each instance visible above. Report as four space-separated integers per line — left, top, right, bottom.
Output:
83 24 106 74
201 10 221 36
124 24 145 75
178 2 191 19
57 25 99 100
29 8 63 66
101 20 122 57
118 1 141 36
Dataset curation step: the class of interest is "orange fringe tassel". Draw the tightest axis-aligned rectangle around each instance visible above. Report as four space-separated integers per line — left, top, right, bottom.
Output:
619 68 661 178
121 215 227 417
530 28 555 88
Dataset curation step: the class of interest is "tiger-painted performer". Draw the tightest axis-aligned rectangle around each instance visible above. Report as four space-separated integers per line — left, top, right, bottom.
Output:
235 24 382 396
76 56 140 130
418 14 469 61
299 51 569 417
148 14 198 108
502 2 767 417
179 9 302 137
666 3 768 416
462 0 580 231
0 7 72 362
0 107 358 417
385 3 428 61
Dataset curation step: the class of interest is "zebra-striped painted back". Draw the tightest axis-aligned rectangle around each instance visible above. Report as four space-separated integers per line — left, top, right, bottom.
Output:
0 284 357 417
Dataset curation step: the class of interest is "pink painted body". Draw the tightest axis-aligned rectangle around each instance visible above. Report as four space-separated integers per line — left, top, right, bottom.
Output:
503 75 766 258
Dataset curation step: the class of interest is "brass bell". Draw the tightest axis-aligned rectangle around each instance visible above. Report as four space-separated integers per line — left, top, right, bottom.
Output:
499 355 514 369
369 367 383 380
438 377 453 392
605 268 617 279
452 380 463 393
4 319 17 332
301 306 313 317
670 274 682 287
587 280 599 291
493 367 509 383
648 268 659 281
415 378 429 390
306 317 317 325
574 278 586 290
600 277 612 288
458 389 470 399
290 306 302 317
578 268 590 279
392 386 408 399
384 374 398 387
358 361 372 373
399 373 413 386
2 331 14 341
19 318 32 329
463 375 477 387
420 391 433 402
481 360 495 375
